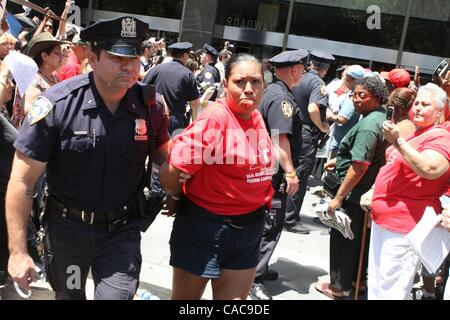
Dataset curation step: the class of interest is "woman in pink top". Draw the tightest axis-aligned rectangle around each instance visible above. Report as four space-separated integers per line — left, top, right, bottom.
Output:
364 83 450 299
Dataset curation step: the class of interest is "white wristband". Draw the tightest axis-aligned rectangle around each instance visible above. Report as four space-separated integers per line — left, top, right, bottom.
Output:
396 137 406 147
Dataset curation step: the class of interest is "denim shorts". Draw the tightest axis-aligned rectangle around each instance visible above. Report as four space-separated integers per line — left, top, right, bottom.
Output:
169 201 266 278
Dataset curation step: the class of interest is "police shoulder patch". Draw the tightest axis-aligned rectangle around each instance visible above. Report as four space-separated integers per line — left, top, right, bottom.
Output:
320 84 327 96
28 96 53 126
281 100 293 119
205 71 213 80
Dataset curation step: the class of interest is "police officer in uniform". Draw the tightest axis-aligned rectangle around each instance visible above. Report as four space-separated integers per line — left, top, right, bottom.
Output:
250 50 308 300
143 42 201 133
285 50 335 233
6 16 170 300
143 42 202 200
196 43 221 101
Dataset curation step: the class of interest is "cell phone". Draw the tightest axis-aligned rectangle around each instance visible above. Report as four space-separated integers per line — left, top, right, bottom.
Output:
432 58 450 83
386 106 395 122
414 66 420 87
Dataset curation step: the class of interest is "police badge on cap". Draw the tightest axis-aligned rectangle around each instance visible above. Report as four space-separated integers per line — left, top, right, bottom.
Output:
80 16 149 58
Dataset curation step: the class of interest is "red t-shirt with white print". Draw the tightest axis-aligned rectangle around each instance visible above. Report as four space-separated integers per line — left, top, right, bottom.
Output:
169 99 275 215
371 127 450 234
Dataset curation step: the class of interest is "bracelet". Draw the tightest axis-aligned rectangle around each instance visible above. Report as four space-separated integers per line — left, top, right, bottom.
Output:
283 171 297 179
395 137 406 148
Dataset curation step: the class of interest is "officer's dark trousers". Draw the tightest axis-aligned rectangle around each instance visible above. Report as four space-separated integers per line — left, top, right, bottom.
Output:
329 201 370 292
44 212 142 300
254 185 286 283
285 127 318 225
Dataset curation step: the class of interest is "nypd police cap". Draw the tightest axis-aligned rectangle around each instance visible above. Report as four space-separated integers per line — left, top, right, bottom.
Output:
80 16 149 57
168 42 193 53
268 49 309 68
203 43 219 58
310 50 335 63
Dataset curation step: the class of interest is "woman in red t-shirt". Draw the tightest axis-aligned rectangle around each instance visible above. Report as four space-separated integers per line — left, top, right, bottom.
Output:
364 83 450 300
160 54 275 300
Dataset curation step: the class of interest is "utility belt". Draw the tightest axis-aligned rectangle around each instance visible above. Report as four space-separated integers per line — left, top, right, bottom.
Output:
303 123 328 145
182 199 266 229
46 195 139 231
302 123 321 134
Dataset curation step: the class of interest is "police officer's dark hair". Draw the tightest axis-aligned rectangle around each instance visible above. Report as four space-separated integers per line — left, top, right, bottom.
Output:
34 44 58 67
171 50 185 59
224 53 262 81
90 46 102 59
359 76 389 105
310 58 330 71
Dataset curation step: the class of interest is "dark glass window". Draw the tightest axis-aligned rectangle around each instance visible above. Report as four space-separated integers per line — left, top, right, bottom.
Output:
216 0 290 33
290 3 405 51
92 0 183 19
404 18 450 57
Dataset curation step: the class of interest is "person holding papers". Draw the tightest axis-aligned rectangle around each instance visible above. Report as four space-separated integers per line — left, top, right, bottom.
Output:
364 83 450 299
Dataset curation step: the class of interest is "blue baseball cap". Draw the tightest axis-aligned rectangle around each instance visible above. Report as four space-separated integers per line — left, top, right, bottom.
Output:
346 65 366 79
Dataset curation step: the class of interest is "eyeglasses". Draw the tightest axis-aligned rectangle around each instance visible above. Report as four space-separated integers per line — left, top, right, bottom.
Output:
349 91 373 99
51 50 68 57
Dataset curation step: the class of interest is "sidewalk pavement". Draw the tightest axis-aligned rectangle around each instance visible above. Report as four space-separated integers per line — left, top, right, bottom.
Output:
0 178 424 300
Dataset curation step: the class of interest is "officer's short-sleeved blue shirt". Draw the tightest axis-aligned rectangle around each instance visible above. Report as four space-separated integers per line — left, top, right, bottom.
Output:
14 72 170 212
196 63 221 100
143 59 199 119
259 80 302 165
292 69 329 128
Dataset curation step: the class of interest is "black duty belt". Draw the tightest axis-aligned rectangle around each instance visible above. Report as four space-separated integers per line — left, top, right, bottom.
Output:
46 196 136 225
302 123 318 130
183 199 266 229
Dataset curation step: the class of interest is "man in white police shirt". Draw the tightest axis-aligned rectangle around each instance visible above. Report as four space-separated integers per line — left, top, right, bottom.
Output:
5 16 170 300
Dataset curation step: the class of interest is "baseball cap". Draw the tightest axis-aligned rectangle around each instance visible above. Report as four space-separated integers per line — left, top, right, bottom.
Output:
380 68 411 88
346 65 365 79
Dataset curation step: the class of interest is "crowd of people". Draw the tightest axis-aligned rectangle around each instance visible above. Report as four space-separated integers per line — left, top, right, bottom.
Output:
0 3 449 301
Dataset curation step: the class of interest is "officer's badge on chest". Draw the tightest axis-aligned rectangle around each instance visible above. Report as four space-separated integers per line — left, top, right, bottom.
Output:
134 119 148 141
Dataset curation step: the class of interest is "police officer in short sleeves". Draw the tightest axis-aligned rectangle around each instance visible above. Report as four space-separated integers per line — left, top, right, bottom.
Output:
196 43 221 101
285 51 335 233
250 50 308 300
6 16 170 300
143 42 201 133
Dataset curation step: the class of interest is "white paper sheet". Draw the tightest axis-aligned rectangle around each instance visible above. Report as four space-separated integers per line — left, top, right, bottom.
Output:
4 50 38 97
405 206 450 274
